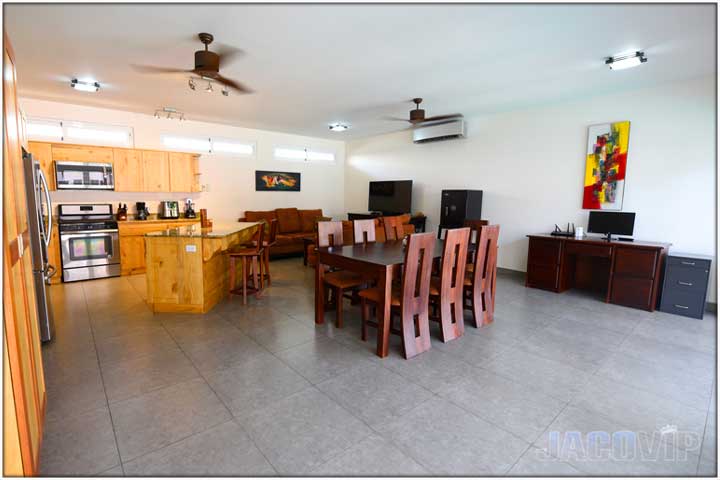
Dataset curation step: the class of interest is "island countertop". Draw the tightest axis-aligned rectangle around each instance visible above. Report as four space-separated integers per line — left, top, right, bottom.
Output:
145 222 260 238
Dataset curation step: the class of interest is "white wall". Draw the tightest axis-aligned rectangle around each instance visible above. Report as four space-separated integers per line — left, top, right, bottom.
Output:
345 75 717 302
19 98 346 221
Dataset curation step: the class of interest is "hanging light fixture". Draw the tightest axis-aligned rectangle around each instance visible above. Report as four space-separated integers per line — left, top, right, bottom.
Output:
154 107 185 121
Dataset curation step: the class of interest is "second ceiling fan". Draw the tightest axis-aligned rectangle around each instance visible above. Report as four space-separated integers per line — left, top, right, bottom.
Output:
387 98 462 127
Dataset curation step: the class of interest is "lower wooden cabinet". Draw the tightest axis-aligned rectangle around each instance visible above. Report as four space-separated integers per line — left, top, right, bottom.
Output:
119 220 199 275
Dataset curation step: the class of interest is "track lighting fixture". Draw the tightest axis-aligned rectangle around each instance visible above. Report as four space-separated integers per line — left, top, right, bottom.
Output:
154 107 185 121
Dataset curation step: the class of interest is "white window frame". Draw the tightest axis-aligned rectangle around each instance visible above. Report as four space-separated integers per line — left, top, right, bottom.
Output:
210 137 255 157
26 117 134 147
161 134 255 157
273 145 336 164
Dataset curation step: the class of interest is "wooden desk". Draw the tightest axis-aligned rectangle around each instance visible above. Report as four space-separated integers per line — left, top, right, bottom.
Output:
526 234 671 311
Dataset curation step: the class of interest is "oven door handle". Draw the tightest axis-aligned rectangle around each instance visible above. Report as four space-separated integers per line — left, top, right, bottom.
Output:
61 230 119 236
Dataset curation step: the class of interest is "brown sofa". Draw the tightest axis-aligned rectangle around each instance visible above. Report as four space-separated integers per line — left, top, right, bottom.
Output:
239 208 324 256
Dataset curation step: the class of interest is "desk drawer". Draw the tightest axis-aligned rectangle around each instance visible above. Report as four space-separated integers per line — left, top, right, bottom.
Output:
526 263 559 291
613 248 658 278
665 265 710 293
527 238 562 266
565 242 612 258
667 256 712 271
660 290 705 319
610 277 654 310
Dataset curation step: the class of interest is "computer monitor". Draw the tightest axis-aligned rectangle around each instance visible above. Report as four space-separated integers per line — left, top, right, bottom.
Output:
587 211 636 241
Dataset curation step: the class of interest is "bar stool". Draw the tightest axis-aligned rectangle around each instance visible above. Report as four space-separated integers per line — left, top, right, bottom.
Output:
261 219 278 286
228 223 265 305
429 227 470 342
463 224 500 326
318 221 365 328
359 232 436 359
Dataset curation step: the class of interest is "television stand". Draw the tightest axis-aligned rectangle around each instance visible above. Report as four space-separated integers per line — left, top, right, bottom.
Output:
347 212 427 233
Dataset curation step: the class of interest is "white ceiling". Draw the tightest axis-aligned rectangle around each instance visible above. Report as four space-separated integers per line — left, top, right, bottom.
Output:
5 4 716 140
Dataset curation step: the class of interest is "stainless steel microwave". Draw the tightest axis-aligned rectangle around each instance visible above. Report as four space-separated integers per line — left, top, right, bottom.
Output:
55 161 115 190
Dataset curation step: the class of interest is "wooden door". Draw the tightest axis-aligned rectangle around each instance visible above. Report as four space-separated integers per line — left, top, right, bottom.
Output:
27 141 55 190
113 148 144 191
142 150 170 192
3 35 46 476
168 152 198 192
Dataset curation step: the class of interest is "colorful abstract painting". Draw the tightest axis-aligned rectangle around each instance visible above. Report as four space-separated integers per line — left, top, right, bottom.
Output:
582 121 630 210
255 171 301 192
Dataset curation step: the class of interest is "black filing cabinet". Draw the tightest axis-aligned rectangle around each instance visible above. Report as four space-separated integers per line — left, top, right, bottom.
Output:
659 254 712 319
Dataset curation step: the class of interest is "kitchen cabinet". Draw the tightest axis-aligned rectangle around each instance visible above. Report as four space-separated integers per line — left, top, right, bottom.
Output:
113 148 144 191
27 141 55 190
142 150 170 192
52 144 114 164
119 219 199 275
169 152 200 192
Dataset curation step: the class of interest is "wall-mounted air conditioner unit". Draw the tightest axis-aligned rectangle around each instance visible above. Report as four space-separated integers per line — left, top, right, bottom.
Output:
413 119 466 144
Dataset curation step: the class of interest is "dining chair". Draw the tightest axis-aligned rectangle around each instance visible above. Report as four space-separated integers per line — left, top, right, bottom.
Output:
429 227 470 342
463 219 489 268
463 224 500 327
359 232 436 359
383 216 405 241
317 221 365 328
228 222 266 305
353 219 376 245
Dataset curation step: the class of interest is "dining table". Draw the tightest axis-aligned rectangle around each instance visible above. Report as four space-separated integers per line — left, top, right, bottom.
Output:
314 239 473 358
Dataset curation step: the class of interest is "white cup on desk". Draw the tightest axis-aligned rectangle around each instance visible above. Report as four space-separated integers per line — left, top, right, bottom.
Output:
575 226 585 238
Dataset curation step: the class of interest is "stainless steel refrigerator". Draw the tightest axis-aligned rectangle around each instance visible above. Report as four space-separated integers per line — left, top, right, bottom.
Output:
22 149 56 342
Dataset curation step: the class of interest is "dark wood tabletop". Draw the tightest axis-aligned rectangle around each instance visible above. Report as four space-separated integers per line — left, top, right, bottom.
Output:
317 239 475 266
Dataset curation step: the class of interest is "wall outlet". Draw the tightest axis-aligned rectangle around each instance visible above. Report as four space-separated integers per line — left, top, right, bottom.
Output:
202 184 209 192
185 244 197 253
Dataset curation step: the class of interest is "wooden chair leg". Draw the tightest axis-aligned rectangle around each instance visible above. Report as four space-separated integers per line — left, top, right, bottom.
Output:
264 248 271 286
252 256 261 297
241 257 248 305
361 297 368 341
257 254 264 292
229 257 236 299
472 285 483 328
335 286 343 328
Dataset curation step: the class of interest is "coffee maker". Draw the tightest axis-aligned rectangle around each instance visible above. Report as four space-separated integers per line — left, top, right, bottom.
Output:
184 198 197 219
135 202 149 220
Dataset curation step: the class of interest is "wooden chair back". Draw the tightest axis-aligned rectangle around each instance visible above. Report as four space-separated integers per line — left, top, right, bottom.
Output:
399 232 436 358
250 222 265 254
317 221 344 248
471 225 499 286
437 227 470 340
353 219 376 245
383 216 405 241
463 219 489 246
266 219 279 245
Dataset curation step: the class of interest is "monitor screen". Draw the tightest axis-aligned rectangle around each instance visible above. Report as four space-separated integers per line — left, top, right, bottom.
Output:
368 180 412 214
587 211 636 236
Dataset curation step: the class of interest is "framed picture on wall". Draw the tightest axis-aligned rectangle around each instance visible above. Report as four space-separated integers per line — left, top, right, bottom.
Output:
255 170 301 192
582 121 630 210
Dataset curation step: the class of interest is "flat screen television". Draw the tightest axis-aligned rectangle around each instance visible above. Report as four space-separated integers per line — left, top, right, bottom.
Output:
587 211 635 240
368 180 412 215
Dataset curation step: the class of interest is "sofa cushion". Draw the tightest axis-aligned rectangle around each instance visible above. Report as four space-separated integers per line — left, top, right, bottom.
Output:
299 209 324 233
275 231 311 245
245 210 277 224
275 208 301 233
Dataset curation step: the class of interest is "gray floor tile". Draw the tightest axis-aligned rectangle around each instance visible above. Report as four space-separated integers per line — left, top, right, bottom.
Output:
110 377 231 462
97 464 124 476
433 328 515 366
376 397 529 475
44 363 107 421
381 347 477 393
597 352 713 410
311 433 428 475
161 313 239 347
205 352 310 418
122 420 275 476
274 336 376 384
516 327 614 371
535 405 700 475
508 446 584 475
483 347 593 402
242 388 372 474
40 405 120 476
101 346 199 403
316 363 433 428
180 330 268 374
241 315 320 353
633 318 716 354
95 328 178 365
619 333 715 380
436 368 566 443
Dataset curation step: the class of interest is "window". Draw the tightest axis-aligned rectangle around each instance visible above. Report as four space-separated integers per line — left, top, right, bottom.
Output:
26 117 134 147
273 146 336 164
161 135 255 156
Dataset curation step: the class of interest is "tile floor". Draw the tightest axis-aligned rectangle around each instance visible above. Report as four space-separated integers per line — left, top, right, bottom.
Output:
40 258 717 476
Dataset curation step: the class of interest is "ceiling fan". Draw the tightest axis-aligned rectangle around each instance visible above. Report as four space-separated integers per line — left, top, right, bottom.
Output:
386 98 462 126
131 32 252 94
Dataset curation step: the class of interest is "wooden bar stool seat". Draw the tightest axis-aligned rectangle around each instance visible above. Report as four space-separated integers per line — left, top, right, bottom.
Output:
228 223 265 305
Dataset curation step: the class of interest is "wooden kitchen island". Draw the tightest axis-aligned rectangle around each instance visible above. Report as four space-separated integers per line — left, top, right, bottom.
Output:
145 222 260 313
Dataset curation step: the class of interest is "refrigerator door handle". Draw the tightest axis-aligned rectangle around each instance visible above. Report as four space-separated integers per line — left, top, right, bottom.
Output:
38 168 52 247
45 264 57 282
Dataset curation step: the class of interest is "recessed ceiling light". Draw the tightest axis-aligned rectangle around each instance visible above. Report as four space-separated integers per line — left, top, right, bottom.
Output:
329 123 349 132
70 78 100 92
605 51 647 70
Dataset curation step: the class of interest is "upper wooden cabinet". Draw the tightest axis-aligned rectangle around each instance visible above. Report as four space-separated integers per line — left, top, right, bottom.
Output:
26 142 200 193
169 152 200 192
142 150 170 192
113 149 144 192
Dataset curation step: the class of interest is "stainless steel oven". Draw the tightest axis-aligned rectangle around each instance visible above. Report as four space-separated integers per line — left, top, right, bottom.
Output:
55 161 115 190
58 204 121 282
